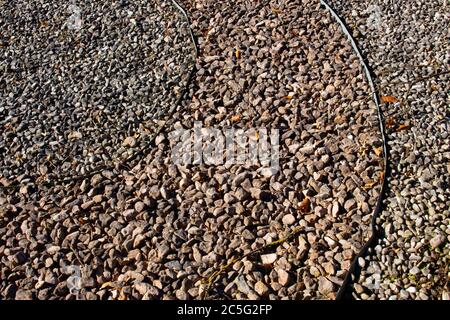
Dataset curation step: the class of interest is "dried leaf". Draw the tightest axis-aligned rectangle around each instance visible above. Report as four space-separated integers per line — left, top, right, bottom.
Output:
430 84 439 92
118 289 127 300
283 95 294 100
396 124 409 132
100 282 114 289
373 147 383 157
381 96 398 103
235 49 241 59
362 182 376 190
334 115 347 125
141 125 151 133
298 198 311 213
386 117 395 129
231 114 241 122
271 7 282 14
201 28 210 37
255 131 260 140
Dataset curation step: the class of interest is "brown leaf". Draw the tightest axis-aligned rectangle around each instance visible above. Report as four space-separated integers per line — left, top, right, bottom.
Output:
334 115 347 125
201 28 210 36
235 49 241 59
283 95 294 100
271 7 282 14
118 288 127 300
362 182 376 190
373 147 383 157
298 198 311 213
381 96 398 103
396 124 409 132
386 117 395 129
231 114 241 122
100 281 114 289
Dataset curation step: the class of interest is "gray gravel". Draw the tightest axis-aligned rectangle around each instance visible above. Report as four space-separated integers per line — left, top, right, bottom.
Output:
326 0 449 300
0 0 195 182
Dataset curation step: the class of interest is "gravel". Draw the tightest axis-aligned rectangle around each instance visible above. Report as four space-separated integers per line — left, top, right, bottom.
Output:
109 0 381 300
0 0 447 301
0 0 195 182
325 0 449 300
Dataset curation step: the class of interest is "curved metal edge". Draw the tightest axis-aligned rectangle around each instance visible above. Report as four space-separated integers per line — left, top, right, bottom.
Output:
319 0 389 300
171 0 199 58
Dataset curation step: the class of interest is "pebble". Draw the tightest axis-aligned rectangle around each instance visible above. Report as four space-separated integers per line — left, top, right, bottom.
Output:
429 235 443 249
318 277 335 296
254 281 270 297
277 269 291 286
15 289 33 300
235 276 251 295
261 254 277 265
282 214 296 226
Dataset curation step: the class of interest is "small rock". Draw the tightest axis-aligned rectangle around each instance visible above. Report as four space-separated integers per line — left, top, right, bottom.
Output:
261 253 277 265
157 244 170 259
249 187 261 199
282 214 296 225
318 276 334 296
332 201 340 217
175 289 189 300
409 266 420 275
165 260 182 271
134 201 145 212
12 251 27 265
430 235 443 249
277 269 291 286
324 236 337 249
93 194 103 203
133 234 146 248
47 246 60 255
123 136 137 147
242 229 255 240
406 287 416 294
358 257 366 268
81 200 94 210
135 282 153 296
254 281 269 296
235 275 251 295
192 247 202 263
15 289 33 300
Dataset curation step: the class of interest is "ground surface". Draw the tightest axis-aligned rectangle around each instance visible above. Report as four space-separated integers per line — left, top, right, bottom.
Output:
0 0 448 300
